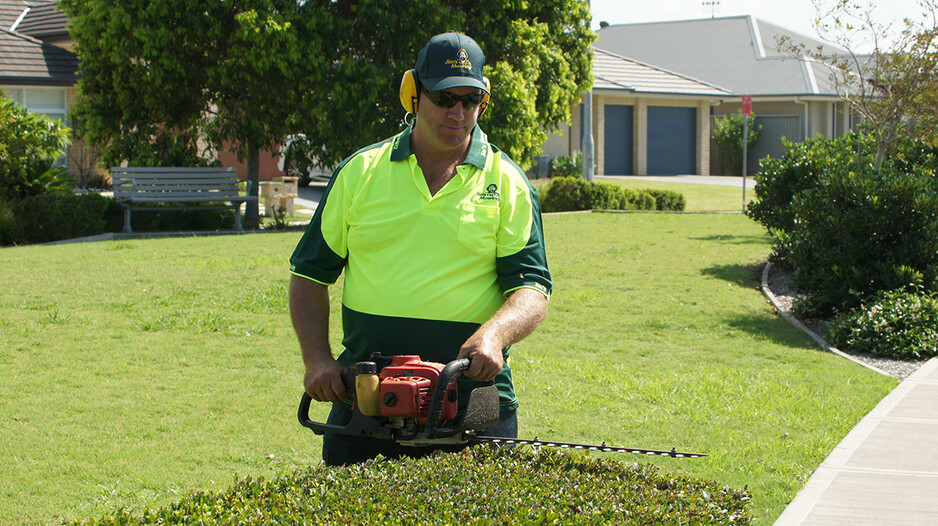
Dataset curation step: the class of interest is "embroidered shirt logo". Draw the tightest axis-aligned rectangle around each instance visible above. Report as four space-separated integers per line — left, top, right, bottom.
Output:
445 48 473 70
477 183 499 201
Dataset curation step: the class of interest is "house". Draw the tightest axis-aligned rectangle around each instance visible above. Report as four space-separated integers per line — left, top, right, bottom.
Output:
0 1 285 183
548 16 854 176
542 47 732 176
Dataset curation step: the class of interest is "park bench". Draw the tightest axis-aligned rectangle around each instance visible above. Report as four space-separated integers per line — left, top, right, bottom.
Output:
111 167 258 233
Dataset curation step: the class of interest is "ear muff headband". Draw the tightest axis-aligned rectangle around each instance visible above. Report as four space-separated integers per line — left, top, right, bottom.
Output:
399 69 491 116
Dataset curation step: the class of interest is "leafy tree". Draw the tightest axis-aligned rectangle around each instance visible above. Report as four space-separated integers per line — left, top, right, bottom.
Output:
712 110 761 176
63 1 594 213
288 0 594 170
61 0 326 227
780 0 938 169
0 92 71 201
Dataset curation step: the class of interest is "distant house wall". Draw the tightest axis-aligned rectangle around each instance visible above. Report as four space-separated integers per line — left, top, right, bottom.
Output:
546 92 716 176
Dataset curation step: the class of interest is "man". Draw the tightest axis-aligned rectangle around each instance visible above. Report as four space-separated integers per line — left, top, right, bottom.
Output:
289 31 551 466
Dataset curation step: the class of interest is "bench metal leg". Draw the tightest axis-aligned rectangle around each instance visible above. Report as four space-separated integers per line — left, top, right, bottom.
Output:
122 207 133 233
234 207 243 232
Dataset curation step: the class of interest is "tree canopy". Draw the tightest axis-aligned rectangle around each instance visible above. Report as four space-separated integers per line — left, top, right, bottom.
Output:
61 0 595 221
781 0 938 168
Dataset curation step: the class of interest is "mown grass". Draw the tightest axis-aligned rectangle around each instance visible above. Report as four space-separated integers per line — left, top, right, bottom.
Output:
0 207 894 523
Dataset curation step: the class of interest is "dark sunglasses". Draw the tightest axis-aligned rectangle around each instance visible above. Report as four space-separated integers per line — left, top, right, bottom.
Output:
422 88 485 111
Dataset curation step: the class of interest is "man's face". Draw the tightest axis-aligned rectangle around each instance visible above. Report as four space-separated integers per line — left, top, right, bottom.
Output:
414 86 483 152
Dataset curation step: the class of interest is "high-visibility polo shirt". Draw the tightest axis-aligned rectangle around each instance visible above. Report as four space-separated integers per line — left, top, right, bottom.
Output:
290 124 551 411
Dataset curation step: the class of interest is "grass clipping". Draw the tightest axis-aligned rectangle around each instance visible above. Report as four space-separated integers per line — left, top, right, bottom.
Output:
74 448 752 525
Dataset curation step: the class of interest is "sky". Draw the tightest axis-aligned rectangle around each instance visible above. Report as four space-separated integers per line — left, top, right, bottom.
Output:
588 0 929 44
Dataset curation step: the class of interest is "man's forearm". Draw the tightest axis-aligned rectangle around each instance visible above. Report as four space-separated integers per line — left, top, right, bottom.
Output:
289 274 332 365
459 288 549 380
290 275 348 402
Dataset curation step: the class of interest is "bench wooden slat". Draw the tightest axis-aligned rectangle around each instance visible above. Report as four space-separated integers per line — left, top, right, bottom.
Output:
110 166 257 233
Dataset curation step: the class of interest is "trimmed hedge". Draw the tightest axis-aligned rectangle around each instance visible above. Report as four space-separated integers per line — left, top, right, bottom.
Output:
0 193 238 246
5 192 120 245
541 176 685 213
71 448 752 525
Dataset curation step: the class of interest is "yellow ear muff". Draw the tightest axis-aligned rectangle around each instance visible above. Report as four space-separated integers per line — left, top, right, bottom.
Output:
399 69 419 114
479 76 491 116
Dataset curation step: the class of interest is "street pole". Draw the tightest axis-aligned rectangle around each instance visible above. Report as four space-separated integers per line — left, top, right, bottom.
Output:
742 114 748 213
582 0 595 181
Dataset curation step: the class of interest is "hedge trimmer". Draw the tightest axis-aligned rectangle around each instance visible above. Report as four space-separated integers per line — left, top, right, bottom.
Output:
298 354 707 459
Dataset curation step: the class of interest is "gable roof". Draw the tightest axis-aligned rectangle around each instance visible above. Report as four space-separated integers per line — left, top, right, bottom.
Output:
0 27 77 84
593 47 732 97
13 2 68 40
0 0 28 30
595 15 843 98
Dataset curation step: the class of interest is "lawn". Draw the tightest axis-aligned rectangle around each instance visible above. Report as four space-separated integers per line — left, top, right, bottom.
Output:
0 188 895 523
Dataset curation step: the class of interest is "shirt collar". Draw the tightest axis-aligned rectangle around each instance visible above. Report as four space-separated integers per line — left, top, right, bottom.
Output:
390 123 489 170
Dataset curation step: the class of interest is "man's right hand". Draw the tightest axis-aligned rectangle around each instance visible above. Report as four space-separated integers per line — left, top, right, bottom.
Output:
304 357 348 403
290 275 348 404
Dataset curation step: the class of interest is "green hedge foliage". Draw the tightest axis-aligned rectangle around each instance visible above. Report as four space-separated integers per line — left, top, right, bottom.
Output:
787 167 938 314
830 289 938 360
747 134 938 316
71 448 752 525
0 193 238 246
548 152 583 178
541 176 685 213
746 134 879 239
6 192 119 245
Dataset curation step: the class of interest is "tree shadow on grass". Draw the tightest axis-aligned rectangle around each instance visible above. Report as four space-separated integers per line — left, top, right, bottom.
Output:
722 312 821 350
689 234 769 245
700 262 765 289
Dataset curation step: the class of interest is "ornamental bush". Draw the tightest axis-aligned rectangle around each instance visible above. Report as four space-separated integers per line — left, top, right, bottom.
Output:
829 289 938 360
746 133 878 240
0 93 71 201
70 448 752 525
548 152 583 178
541 176 684 213
786 166 938 314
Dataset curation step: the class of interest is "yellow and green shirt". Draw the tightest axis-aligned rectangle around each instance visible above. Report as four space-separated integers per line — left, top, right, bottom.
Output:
290 124 551 411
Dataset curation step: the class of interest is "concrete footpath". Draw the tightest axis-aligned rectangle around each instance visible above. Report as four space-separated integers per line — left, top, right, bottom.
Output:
774 357 938 525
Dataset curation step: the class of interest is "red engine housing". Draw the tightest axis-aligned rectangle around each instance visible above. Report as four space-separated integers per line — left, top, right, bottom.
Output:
378 355 458 423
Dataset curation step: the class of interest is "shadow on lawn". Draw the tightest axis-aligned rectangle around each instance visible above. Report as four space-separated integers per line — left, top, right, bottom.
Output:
700 262 765 289
689 233 768 245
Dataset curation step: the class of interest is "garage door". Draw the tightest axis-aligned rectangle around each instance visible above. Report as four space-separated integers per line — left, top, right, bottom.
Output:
603 104 633 175
647 106 696 175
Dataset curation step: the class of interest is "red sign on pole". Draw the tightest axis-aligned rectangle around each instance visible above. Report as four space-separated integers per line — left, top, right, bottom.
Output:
741 95 752 115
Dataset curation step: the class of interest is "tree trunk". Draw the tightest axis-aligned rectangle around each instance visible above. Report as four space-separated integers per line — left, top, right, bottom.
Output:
245 142 260 228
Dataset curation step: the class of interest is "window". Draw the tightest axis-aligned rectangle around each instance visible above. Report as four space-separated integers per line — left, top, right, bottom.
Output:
1 86 68 166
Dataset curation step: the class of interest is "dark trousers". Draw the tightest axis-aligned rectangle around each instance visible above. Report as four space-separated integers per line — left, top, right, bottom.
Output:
322 402 518 466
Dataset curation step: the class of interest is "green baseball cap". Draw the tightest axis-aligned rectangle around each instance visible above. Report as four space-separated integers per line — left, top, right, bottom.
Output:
415 31 488 93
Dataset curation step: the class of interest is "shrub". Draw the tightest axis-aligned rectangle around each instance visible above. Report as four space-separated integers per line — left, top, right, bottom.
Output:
712 110 761 176
0 92 71 201
70 448 752 525
647 189 687 211
746 133 878 239
123 204 235 233
0 196 21 246
541 176 685 213
787 166 938 314
829 289 938 360
13 192 117 244
548 152 582 178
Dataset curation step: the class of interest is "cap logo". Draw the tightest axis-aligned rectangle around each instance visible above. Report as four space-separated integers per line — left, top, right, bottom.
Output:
446 48 473 70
